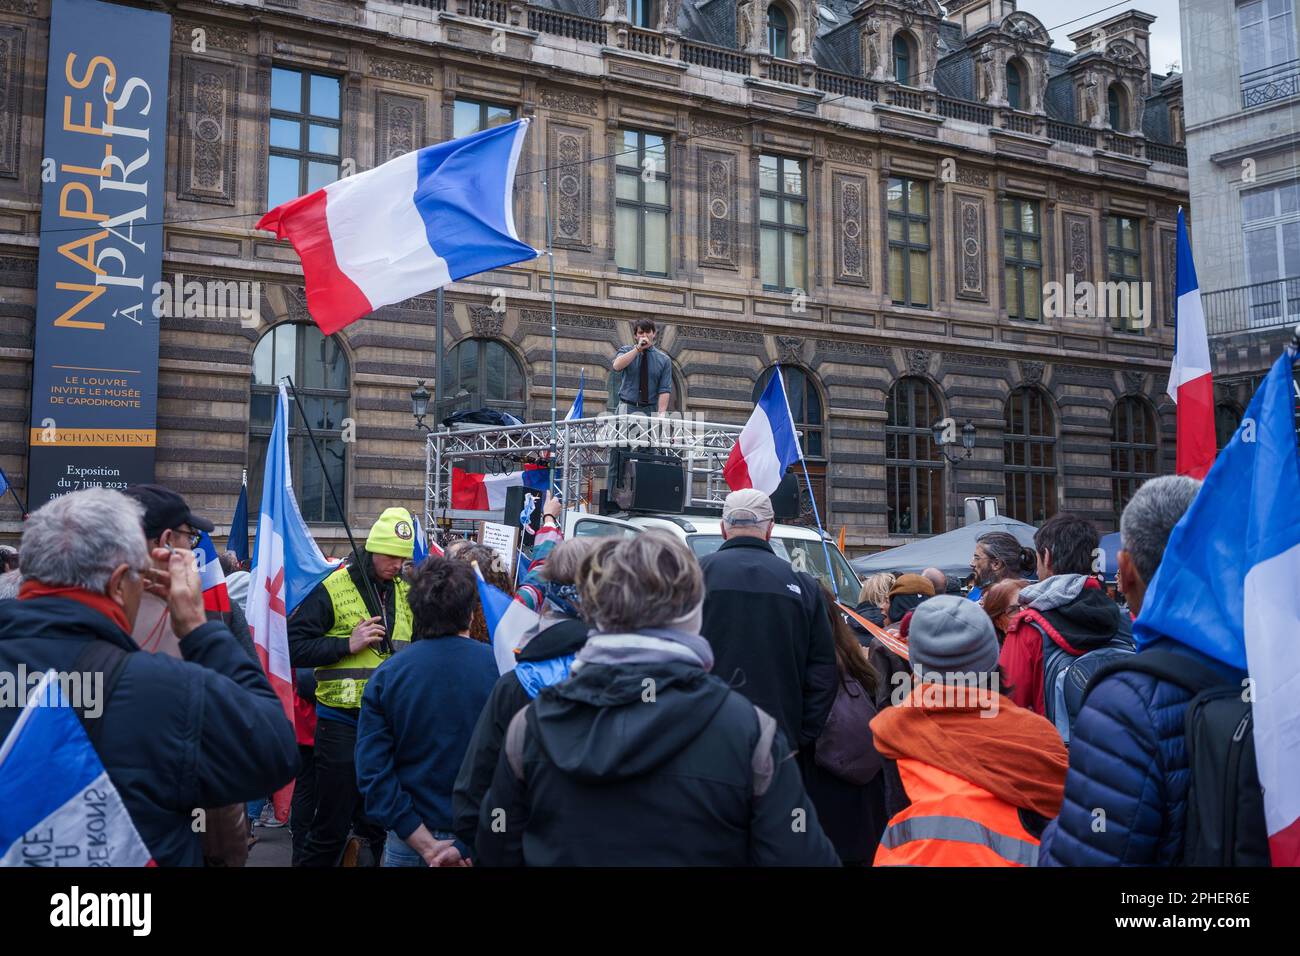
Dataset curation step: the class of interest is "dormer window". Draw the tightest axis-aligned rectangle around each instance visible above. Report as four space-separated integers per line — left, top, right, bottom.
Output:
628 0 653 28
1006 60 1024 110
1107 83 1126 128
894 33 915 85
768 5 790 59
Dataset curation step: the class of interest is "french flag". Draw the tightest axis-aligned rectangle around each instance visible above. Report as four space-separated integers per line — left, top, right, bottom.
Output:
474 568 541 675
195 531 230 613
1136 343 1300 865
565 369 585 421
1168 209 1216 479
724 365 802 495
452 464 551 512
246 384 335 821
0 671 154 866
256 120 539 335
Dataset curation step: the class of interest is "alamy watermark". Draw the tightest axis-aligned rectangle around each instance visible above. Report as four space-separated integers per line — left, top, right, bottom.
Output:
890 669 1002 717
1042 273 1153 328
150 272 261 328
1 666 104 719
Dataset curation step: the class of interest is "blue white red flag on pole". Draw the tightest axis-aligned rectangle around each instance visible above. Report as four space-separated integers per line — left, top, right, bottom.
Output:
565 369 585 421
412 514 428 565
256 120 538 336
247 384 334 821
723 365 802 495
452 464 550 512
473 565 540 675
1168 208 1216 479
229 471 249 565
1136 344 1300 865
195 531 230 613
0 671 154 866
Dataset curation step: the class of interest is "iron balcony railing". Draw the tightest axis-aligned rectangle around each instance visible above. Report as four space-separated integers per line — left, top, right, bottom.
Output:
1203 275 1300 336
1241 58 1300 109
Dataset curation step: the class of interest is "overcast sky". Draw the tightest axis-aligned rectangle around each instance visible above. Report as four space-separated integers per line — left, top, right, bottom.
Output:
1020 0 1184 75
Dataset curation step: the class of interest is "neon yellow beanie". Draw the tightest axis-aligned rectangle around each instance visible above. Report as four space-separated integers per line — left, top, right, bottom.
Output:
366 507 415 559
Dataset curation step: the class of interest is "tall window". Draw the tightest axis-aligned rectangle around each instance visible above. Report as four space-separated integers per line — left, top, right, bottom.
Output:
1006 60 1024 110
893 33 913 85
754 366 826 523
1111 397 1158 521
1004 386 1057 524
615 131 670 276
1216 402 1243 450
442 338 527 419
1242 180 1300 325
249 324 349 523
886 377 945 535
453 99 515 139
1237 0 1297 94
268 69 341 209
1004 199 1042 320
759 155 808 293
628 0 653 27
768 5 789 58
1107 84 1126 129
888 177 931 308
1107 215 1144 332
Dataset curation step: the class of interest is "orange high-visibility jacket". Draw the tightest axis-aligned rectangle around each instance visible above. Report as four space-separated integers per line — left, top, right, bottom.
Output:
874 758 1042 867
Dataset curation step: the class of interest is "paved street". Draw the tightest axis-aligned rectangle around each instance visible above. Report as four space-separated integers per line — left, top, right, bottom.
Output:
247 822 292 868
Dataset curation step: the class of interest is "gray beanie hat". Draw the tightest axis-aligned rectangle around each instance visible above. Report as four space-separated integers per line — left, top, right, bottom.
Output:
907 595 1000 683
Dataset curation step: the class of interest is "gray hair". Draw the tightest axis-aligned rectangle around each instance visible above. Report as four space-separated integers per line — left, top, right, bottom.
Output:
540 536 598 585
1120 475 1201 584
19 489 149 592
0 569 19 600
577 530 703 632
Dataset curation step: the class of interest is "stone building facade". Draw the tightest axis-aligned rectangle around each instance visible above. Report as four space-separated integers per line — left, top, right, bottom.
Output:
0 0 1188 553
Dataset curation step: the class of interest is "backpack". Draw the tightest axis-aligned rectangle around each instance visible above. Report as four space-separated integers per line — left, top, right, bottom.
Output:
1083 650 1270 867
1034 615 1135 745
814 674 883 786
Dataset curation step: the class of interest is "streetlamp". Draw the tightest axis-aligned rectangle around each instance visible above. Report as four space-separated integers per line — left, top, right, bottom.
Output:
931 419 977 528
411 379 431 432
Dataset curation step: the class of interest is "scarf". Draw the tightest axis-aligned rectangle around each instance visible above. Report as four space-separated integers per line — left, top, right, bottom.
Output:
18 579 132 635
540 580 582 619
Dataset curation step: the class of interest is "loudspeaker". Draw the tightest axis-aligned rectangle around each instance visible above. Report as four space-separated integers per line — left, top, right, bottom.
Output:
504 484 545 533
610 454 685 512
770 473 800 522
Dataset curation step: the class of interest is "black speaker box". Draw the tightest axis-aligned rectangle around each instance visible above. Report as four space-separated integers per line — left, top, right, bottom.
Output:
503 483 545 533
770 472 800 522
610 453 685 512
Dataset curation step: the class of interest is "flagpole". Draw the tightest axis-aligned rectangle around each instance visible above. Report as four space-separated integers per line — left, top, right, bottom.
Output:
774 363 839 601
281 375 388 651
541 167 559 498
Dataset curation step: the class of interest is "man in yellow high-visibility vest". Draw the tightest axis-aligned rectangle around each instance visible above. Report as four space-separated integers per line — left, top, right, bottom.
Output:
288 507 415 867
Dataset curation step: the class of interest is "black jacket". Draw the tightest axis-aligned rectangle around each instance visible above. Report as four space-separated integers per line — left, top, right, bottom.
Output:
452 617 590 851
287 555 401 669
474 655 840 866
700 536 838 750
0 596 300 866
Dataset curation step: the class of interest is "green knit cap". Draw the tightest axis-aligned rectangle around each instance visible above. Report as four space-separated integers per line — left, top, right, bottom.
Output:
366 507 415 559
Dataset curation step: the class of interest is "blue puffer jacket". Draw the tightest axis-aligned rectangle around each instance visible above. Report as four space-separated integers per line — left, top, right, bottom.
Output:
1039 637 1246 866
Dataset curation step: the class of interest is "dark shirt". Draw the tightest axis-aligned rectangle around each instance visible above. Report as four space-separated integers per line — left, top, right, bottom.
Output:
614 345 672 406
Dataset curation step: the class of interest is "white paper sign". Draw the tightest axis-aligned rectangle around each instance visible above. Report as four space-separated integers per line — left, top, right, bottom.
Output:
479 521 517 577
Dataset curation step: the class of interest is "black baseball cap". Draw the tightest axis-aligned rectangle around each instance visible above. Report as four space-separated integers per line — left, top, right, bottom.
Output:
122 484 215 539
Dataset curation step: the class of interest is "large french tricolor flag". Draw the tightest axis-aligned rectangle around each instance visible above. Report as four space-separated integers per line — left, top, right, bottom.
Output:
1136 344 1300 865
247 384 335 821
1168 209 1216 479
724 365 802 495
474 569 541 675
0 672 154 866
452 464 550 512
256 120 539 335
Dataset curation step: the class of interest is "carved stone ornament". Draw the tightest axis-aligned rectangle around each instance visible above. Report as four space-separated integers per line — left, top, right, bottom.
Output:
776 335 804 366
908 349 932 376
1123 370 1145 395
1021 360 1045 385
470 306 505 337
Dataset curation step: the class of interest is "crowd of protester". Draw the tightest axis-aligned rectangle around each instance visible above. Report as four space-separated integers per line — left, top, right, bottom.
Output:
0 469 1271 866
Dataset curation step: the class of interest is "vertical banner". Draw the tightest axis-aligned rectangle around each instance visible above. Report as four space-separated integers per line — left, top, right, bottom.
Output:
28 0 171 508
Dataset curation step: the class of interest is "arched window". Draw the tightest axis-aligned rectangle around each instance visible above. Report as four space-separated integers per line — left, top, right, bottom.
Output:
442 338 527 419
767 5 789 58
1003 386 1057 524
249 323 350 523
1111 396 1158 521
1215 402 1243 450
885 377 945 535
1108 83 1126 129
1006 60 1024 110
754 366 826 523
893 33 914 85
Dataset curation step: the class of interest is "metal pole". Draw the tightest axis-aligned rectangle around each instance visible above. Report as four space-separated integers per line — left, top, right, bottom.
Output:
281 375 389 651
799 456 839 601
542 172 559 491
435 286 445 418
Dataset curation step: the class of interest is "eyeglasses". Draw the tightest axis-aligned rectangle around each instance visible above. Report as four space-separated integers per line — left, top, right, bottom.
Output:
171 528 202 549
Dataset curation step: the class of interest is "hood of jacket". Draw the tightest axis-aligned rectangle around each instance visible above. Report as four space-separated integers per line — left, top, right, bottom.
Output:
529 631 731 782
516 617 590 663
1024 576 1130 654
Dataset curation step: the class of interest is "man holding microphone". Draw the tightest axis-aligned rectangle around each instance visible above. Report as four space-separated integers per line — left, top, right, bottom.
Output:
611 319 673 415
